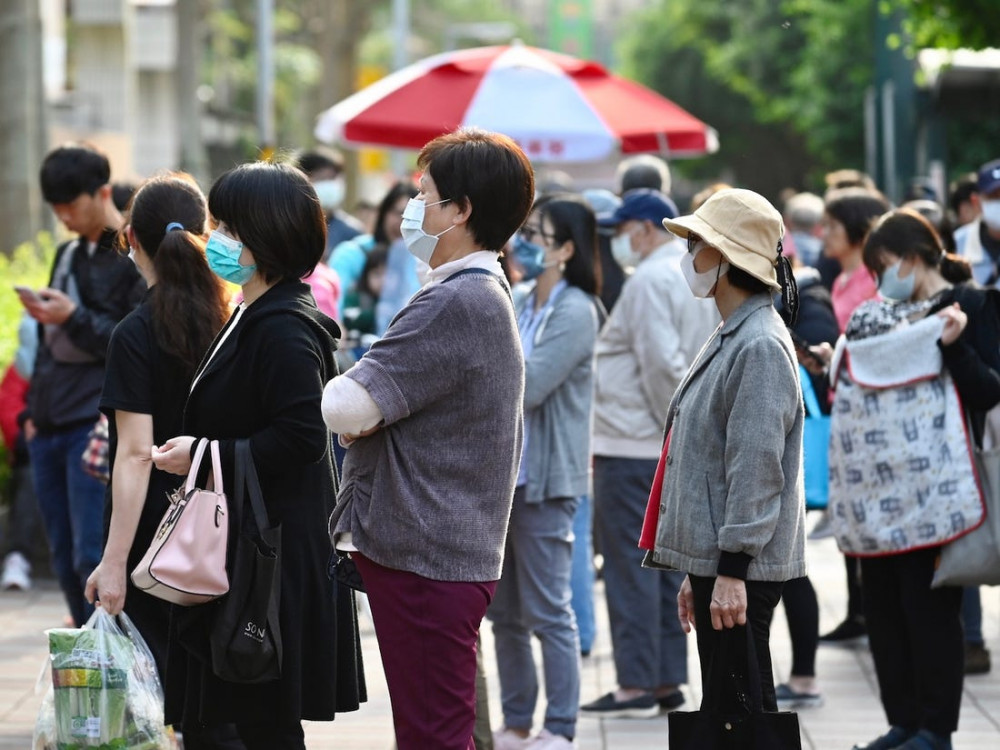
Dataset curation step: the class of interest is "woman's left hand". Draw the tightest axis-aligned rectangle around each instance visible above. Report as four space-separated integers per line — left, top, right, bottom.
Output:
151 436 196 475
937 302 967 346
710 575 747 630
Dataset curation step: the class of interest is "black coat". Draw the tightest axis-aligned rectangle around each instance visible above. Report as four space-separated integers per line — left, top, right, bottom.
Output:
932 283 1000 448
165 280 365 728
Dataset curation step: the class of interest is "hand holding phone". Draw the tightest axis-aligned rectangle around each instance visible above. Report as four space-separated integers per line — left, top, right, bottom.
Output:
14 286 42 306
789 331 829 371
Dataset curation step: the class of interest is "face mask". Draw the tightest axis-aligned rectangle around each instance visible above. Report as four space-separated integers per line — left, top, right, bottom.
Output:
206 229 257 285
681 245 729 298
878 259 916 301
313 179 345 211
127 246 136 264
982 199 1000 230
400 197 455 264
513 235 547 281
611 232 640 269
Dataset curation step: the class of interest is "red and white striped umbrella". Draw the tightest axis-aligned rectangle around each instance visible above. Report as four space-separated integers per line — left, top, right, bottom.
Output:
314 43 719 163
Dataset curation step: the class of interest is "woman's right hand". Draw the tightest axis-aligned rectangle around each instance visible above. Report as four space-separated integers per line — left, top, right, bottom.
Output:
798 342 833 376
151 436 196 475
677 575 696 634
84 559 127 615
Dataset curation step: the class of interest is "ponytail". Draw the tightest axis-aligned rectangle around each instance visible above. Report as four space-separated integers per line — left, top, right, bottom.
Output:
776 239 799 327
939 252 973 285
150 229 229 379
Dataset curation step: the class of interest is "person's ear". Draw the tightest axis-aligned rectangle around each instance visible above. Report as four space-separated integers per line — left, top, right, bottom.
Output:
125 225 136 248
556 238 575 264
450 197 472 228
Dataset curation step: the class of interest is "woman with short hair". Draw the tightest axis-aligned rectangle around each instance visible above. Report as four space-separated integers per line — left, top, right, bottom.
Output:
323 128 535 750
151 162 365 749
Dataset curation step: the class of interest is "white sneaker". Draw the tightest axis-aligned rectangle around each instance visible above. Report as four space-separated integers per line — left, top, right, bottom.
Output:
528 729 576 749
1 551 32 591
493 727 531 750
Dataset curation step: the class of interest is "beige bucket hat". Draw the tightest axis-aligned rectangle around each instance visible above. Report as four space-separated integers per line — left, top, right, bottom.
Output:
662 188 784 291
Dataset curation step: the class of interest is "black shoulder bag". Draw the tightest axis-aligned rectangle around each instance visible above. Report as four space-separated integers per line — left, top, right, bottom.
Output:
209 440 283 683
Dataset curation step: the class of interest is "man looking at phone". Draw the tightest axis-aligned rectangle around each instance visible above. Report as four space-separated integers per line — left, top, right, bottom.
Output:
20 144 143 626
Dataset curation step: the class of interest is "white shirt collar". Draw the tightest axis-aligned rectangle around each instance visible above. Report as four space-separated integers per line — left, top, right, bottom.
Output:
421 250 504 287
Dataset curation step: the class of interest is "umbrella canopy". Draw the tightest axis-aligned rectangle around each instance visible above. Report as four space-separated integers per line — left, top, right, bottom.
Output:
315 43 719 163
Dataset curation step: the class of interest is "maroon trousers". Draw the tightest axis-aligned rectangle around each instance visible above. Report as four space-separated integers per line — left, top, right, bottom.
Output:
352 553 497 750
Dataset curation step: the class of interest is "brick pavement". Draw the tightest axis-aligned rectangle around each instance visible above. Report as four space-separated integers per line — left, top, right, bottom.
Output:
1 537 998 749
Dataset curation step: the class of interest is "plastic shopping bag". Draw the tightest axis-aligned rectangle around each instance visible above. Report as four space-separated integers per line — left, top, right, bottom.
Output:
34 608 170 749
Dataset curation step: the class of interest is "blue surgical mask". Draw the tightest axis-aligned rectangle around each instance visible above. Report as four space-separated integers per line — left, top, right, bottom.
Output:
512 235 546 281
878 259 916 302
206 229 257 285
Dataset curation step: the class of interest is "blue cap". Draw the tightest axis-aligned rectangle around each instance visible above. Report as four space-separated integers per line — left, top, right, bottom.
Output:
977 159 1000 195
598 188 678 227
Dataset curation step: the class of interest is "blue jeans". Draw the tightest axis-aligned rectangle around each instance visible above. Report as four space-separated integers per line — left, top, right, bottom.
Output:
570 494 596 654
488 488 580 739
29 424 106 626
593 455 688 690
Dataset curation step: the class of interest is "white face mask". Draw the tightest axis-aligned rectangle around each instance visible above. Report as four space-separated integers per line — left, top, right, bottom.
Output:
982 199 1000 230
313 178 345 211
681 244 729 298
611 232 640 269
400 197 455 265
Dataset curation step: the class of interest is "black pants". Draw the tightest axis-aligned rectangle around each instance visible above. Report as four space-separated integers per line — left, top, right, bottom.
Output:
845 555 864 620
181 721 305 750
778 576 819 677
859 548 963 736
689 576 784 712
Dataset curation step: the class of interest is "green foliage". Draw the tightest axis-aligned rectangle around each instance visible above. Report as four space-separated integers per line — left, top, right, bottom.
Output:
0 232 55 501
0 233 56 370
619 0 874 192
897 0 1000 51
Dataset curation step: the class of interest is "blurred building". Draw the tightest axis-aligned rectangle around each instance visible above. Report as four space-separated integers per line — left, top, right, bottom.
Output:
44 0 183 179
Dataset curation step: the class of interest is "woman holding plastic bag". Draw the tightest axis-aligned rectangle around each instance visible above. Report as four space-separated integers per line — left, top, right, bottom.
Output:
826 209 1000 750
84 175 229 678
151 162 365 749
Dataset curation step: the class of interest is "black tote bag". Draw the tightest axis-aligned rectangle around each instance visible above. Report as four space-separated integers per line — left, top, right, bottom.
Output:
669 626 802 750
209 440 283 683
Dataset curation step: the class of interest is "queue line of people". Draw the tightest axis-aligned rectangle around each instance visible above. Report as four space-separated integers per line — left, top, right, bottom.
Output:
9 134 1000 750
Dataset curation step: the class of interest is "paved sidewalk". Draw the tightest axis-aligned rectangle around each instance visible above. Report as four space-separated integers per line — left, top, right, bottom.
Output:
1 537 998 749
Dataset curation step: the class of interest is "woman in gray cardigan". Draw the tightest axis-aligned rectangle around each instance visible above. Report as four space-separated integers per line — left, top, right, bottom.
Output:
488 195 602 750
644 188 806 712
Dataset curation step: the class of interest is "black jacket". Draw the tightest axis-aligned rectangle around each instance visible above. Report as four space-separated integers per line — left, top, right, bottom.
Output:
166 280 365 727
793 268 840 414
932 283 1000 447
28 229 145 432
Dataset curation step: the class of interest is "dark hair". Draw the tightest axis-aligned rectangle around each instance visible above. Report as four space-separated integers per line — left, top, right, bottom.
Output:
824 187 891 246
727 250 799 327
537 195 602 296
418 128 535 252
948 173 978 213
373 181 418 244
111 182 138 212
358 245 389 298
294 147 344 177
40 144 111 204
127 174 229 379
863 208 973 285
208 162 326 283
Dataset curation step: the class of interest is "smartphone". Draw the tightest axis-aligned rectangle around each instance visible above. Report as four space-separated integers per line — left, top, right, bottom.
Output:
13 285 42 305
789 331 827 368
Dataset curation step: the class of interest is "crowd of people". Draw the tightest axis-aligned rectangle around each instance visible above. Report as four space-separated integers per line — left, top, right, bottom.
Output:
1 132 998 750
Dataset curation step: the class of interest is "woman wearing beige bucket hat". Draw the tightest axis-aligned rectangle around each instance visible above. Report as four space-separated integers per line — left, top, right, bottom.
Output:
639 188 807 713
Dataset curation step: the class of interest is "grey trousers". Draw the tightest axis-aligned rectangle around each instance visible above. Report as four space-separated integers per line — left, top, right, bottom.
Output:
488 488 581 738
593 455 688 690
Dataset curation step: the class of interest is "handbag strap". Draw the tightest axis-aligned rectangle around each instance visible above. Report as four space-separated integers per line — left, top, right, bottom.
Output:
187 438 210 494
704 623 765 714
799 364 823 418
235 440 270 538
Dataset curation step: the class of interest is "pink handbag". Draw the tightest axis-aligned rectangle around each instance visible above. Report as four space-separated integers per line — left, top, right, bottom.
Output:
131 438 230 605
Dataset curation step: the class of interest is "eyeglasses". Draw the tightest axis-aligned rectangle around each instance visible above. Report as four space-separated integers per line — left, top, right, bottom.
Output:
520 225 557 245
687 234 703 253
